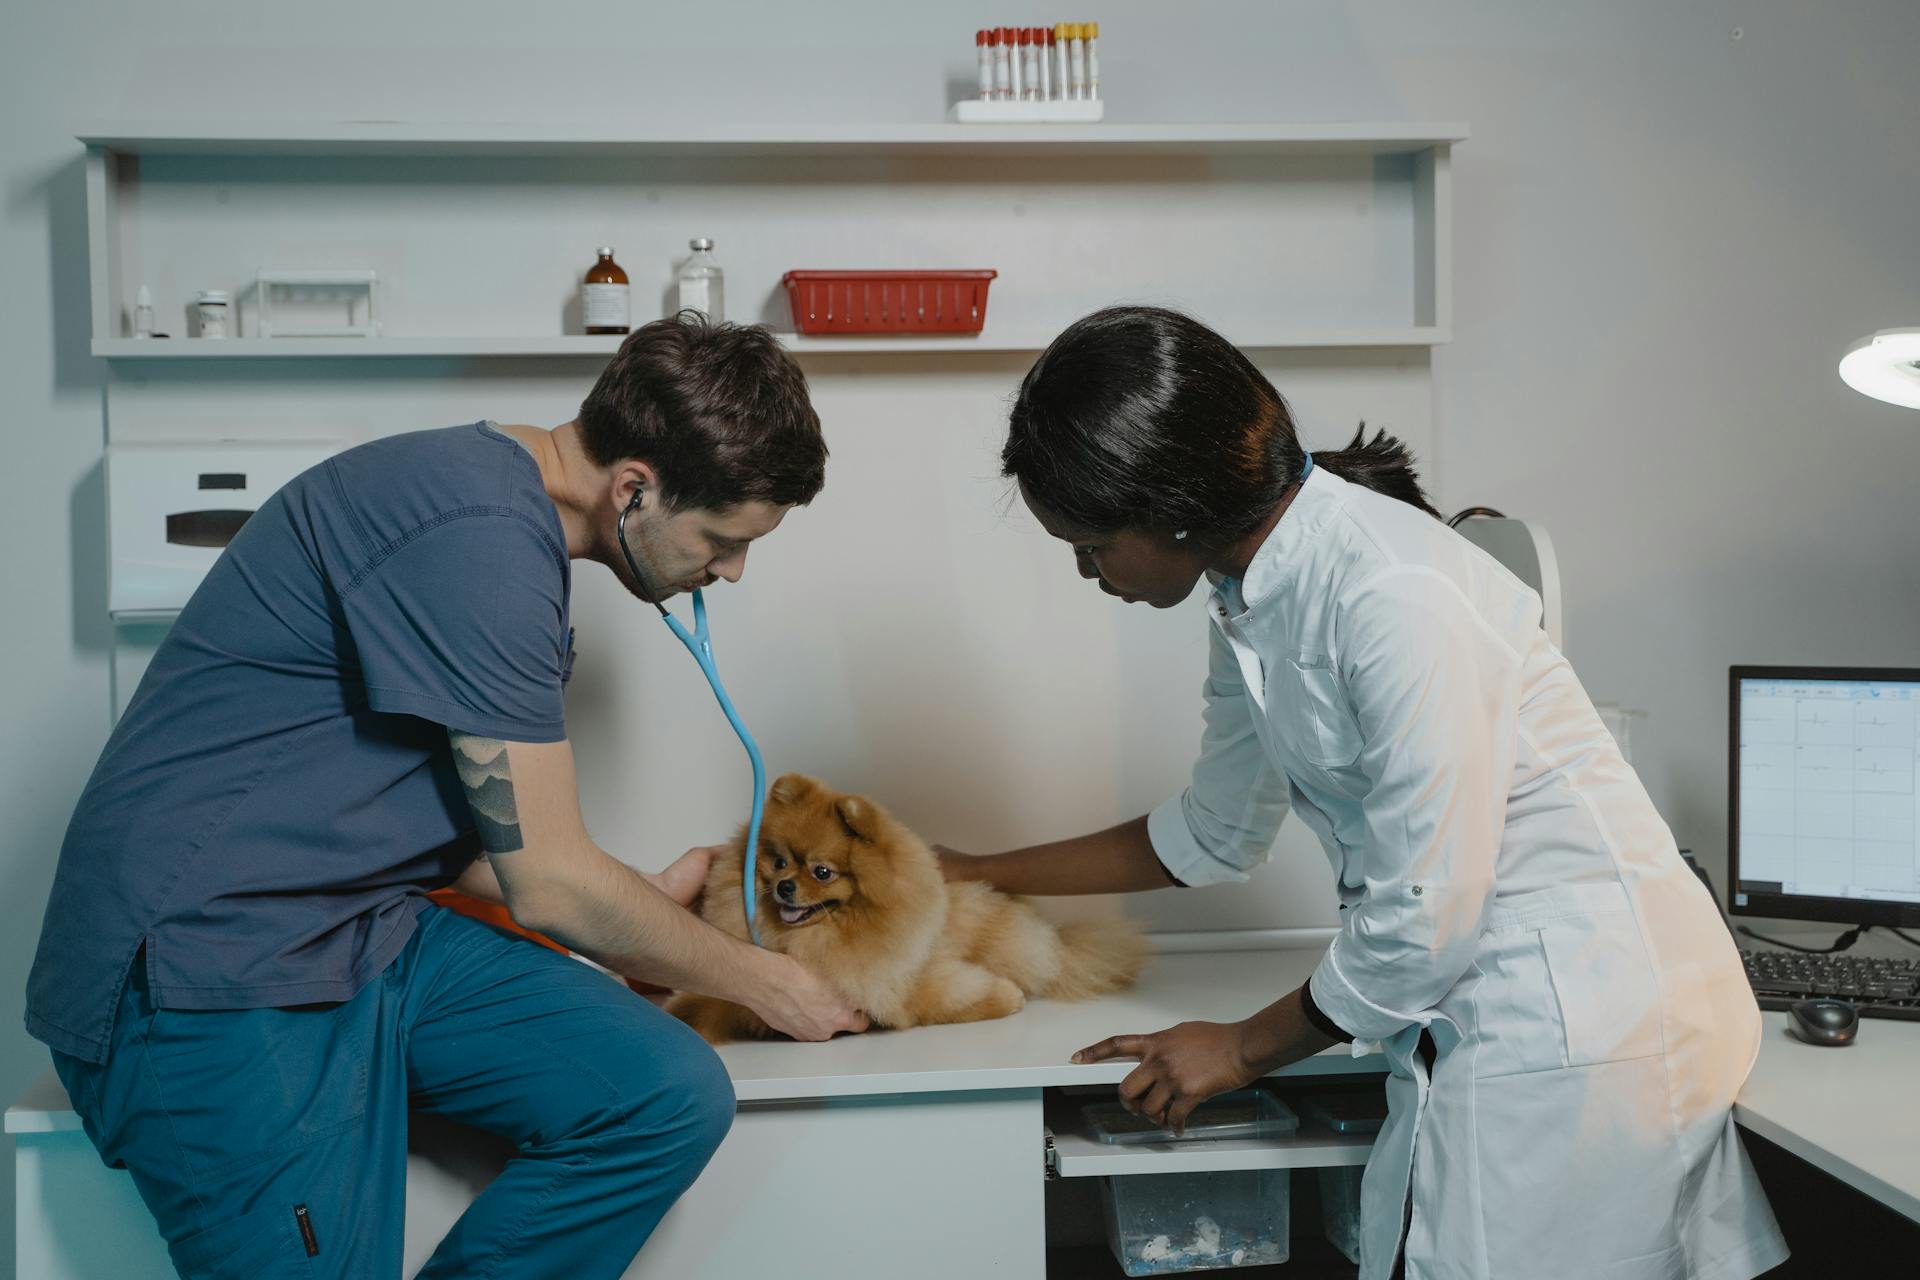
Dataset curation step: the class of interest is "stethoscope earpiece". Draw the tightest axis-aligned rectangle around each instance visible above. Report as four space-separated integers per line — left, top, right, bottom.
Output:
616 489 669 618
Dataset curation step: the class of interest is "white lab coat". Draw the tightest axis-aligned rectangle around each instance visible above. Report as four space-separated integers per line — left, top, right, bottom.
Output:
1147 466 1788 1280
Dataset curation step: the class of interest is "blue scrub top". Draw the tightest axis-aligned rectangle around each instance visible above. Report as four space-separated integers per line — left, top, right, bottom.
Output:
27 423 574 1064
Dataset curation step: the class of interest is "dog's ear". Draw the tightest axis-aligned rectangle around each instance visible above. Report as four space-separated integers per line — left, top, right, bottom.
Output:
769 774 814 806
835 795 878 842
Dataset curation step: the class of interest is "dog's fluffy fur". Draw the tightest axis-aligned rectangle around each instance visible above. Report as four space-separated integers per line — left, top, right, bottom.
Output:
666 774 1149 1044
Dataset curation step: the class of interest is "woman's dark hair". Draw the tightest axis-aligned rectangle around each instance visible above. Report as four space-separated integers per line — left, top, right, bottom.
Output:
578 312 827 512
1002 306 1437 541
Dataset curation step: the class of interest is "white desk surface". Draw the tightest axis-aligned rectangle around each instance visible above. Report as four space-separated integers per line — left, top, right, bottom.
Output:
6 949 1374 1133
1731 1011 1920 1224
707 947 1382 1101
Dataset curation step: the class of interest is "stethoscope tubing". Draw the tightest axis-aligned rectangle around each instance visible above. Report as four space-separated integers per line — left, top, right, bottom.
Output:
660 590 767 946
619 496 766 945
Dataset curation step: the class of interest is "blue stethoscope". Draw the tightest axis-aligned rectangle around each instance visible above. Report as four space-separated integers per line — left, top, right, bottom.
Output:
618 492 766 946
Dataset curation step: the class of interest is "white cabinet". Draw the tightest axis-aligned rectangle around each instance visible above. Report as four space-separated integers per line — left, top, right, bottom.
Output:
10 950 1391 1278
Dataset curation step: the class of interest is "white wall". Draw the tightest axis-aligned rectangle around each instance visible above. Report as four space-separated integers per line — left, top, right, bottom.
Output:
6 1 1920 1267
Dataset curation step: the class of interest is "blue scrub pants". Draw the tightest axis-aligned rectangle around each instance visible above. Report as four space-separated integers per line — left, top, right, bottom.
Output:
51 904 735 1279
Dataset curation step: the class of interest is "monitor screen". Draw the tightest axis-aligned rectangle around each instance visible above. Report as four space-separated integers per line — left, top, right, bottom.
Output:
1729 666 1920 927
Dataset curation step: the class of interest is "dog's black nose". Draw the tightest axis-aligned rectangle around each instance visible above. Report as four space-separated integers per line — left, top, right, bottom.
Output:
776 879 796 902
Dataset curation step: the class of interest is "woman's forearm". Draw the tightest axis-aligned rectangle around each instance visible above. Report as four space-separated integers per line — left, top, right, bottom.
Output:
1241 985 1340 1071
947 814 1181 895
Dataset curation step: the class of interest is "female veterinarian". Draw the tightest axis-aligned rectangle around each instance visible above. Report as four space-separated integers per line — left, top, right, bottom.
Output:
940 306 1788 1280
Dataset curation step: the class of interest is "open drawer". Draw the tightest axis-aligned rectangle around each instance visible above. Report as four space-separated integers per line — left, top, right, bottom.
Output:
1044 1088 1375 1179
1049 1120 1374 1178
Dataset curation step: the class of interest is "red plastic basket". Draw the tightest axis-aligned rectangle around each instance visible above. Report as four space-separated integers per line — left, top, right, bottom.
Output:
782 269 998 335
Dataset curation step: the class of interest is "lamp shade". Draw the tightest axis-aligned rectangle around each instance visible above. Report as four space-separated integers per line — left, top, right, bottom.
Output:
1839 327 1920 410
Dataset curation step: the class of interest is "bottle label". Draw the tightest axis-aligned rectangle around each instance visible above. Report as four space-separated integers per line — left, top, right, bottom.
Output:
584 283 630 329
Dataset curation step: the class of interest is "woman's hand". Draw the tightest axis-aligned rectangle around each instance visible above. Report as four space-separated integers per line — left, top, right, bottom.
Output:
1073 1020 1262 1135
932 844 987 884
1073 989 1334 1133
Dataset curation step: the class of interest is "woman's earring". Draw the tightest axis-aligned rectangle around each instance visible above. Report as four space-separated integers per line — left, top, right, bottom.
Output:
1173 530 1189 541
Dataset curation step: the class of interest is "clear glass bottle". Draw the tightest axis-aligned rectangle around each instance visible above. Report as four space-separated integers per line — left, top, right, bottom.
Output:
583 248 631 335
676 238 724 322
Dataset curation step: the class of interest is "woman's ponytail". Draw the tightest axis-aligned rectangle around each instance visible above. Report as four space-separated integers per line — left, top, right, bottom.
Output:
1313 424 1439 518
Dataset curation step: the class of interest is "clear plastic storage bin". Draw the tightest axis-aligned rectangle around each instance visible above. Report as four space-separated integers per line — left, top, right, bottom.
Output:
1293 1090 1387 1136
1293 1091 1380 1266
1087 1092 1298 1274
1318 1166 1364 1266
1102 1168 1291 1275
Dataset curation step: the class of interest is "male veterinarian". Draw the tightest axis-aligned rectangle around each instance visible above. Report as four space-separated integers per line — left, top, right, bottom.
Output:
26 315 866 1279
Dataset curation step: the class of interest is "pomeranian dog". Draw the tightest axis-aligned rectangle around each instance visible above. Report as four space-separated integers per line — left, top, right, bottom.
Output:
666 774 1149 1044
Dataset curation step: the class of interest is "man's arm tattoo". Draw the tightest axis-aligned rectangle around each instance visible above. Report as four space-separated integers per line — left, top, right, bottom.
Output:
450 731 524 853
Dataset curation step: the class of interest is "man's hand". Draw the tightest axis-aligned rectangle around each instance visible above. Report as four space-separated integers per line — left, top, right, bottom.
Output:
1073 1020 1261 1135
645 844 726 910
747 952 870 1042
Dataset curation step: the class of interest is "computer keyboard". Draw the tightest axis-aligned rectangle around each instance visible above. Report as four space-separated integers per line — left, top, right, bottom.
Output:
1740 948 1920 1021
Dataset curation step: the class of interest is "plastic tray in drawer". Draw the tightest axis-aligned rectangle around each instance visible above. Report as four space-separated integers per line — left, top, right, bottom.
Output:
1082 1090 1299 1145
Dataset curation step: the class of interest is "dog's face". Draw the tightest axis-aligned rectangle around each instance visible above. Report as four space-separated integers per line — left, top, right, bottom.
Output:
755 774 884 932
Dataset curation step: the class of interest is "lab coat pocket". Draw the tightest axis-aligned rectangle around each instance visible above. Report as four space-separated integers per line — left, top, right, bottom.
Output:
1276 651 1363 769
1536 911 1665 1068
1469 926 1570 1078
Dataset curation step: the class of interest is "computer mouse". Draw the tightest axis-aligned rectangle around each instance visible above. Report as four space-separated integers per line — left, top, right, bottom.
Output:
1787 998 1859 1047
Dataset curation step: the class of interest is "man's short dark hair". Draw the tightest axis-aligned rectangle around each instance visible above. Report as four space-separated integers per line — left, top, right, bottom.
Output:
577 312 827 512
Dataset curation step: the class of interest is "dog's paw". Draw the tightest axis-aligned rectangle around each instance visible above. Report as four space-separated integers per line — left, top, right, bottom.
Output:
986 976 1026 1019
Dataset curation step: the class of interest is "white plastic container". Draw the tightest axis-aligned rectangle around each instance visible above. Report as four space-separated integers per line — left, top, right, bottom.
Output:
194 289 230 338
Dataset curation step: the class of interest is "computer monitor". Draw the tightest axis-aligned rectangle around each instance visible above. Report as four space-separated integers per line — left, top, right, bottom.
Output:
1729 666 1920 929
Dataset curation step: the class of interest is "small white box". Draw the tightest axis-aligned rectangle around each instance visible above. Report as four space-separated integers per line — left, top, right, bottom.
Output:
253 270 379 338
108 441 344 620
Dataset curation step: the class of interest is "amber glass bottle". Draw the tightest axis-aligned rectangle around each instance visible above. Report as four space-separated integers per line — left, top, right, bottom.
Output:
583 248 631 335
